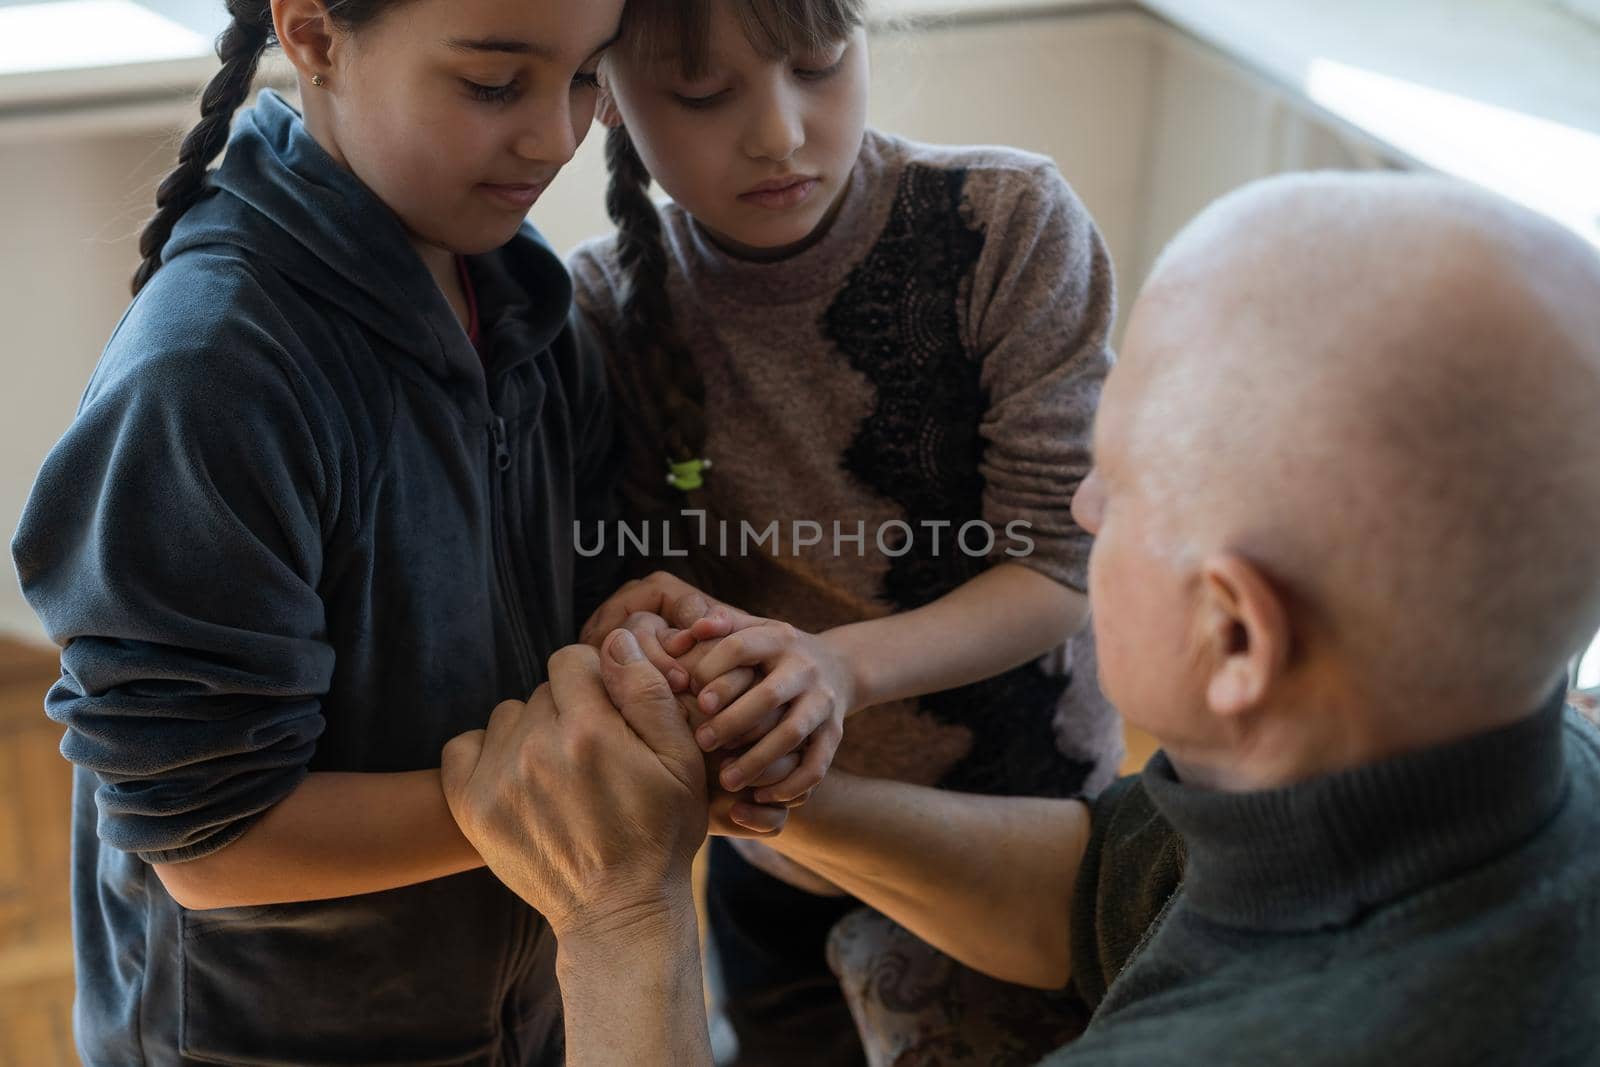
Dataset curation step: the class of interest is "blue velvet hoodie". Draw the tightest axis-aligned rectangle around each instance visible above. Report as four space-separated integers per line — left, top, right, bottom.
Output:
10 91 613 1065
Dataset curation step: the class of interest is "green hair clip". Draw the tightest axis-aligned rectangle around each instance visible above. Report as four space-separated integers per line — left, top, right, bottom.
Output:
666 457 712 492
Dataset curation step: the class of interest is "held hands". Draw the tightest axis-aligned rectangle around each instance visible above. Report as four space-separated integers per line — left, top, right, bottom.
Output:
439 635 707 937
585 570 857 809
578 571 740 690
592 607 795 837
679 618 855 806
440 626 796 935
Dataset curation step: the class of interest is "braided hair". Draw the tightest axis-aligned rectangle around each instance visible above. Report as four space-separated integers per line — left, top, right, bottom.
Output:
132 0 405 295
605 124 707 491
603 0 866 580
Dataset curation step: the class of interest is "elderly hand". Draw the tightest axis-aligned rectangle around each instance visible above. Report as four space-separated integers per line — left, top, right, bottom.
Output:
439 632 708 940
601 612 790 836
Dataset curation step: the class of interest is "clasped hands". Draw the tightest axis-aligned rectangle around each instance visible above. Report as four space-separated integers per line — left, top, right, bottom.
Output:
440 572 853 940
582 570 854 808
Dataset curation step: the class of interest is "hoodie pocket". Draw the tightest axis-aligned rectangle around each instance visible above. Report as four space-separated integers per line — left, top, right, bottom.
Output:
178 872 535 1066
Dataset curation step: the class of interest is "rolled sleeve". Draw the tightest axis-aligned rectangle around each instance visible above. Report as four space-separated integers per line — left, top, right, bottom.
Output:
13 339 335 864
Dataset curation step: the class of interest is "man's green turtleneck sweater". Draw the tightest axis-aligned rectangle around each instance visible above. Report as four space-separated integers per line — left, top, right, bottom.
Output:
1049 690 1598 1065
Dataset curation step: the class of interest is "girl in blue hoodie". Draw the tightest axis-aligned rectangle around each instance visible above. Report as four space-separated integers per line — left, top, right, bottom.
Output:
10 0 629 1062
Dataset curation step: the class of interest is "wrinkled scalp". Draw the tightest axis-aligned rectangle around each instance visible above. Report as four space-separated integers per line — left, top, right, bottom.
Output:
1122 172 1600 713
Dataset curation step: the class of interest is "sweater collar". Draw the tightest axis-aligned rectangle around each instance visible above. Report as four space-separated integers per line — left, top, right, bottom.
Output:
1142 688 1571 932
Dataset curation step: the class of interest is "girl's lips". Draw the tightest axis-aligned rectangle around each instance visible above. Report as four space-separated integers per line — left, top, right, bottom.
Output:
478 181 549 211
739 177 820 210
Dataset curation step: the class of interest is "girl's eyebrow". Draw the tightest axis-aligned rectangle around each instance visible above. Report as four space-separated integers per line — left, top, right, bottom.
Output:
445 26 623 61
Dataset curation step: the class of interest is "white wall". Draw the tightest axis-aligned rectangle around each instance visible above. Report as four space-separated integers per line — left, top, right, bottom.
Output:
0 127 178 637
1129 28 1395 285
0 8 1383 643
868 12 1156 304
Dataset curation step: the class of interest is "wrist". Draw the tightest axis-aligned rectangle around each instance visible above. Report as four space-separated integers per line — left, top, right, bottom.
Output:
820 625 874 714
554 885 700 977
429 768 487 872
554 886 712 1067
766 771 845 857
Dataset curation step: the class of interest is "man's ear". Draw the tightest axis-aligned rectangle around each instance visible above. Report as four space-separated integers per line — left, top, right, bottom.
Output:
271 0 337 84
1196 553 1290 719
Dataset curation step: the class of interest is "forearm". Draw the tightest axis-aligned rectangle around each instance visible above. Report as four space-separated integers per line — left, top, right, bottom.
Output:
827 562 1089 710
556 893 713 1067
154 770 483 909
767 771 1088 989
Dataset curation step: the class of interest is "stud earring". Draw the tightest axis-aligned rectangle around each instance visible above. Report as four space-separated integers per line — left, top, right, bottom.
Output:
311 73 326 87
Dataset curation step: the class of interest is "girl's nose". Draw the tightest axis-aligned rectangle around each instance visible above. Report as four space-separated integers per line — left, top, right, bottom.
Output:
741 84 805 163
513 95 581 167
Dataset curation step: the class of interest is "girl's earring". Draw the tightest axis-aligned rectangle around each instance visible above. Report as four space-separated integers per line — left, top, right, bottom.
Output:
311 73 326 88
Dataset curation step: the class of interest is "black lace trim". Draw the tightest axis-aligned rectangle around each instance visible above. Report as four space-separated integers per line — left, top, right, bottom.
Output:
822 163 1091 800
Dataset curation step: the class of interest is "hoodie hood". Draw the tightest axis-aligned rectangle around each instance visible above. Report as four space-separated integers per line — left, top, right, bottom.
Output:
163 90 572 385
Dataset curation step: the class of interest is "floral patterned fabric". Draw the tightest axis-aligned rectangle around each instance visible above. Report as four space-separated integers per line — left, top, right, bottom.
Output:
826 909 1090 1067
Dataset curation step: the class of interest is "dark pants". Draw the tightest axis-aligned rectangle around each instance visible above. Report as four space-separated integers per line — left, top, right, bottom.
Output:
705 838 869 1067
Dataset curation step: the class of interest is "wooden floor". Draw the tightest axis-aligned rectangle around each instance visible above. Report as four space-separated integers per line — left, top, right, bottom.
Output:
0 638 76 1067
0 633 1158 1067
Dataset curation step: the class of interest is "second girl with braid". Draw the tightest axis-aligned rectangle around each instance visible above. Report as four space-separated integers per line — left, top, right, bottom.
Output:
569 1 1125 1063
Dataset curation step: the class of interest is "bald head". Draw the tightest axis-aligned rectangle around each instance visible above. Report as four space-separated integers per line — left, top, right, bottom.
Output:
1118 173 1600 718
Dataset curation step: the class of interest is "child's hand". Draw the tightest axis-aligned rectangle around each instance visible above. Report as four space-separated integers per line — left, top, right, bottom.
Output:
579 571 733 650
686 620 855 804
670 672 793 837
706 748 800 838
673 631 761 724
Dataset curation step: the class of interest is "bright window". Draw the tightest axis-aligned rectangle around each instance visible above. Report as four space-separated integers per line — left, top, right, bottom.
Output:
0 0 208 77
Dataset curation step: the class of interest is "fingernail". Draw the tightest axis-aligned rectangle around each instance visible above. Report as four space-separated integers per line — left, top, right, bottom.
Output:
610 631 643 664
697 726 717 750
722 766 744 790
701 691 720 713
669 669 688 691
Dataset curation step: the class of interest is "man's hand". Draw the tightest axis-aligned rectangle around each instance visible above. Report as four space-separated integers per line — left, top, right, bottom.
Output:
439 633 707 940
603 619 792 838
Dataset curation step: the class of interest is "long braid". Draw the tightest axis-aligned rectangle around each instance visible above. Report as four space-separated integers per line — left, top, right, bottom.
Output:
605 125 744 582
132 0 273 295
604 125 707 467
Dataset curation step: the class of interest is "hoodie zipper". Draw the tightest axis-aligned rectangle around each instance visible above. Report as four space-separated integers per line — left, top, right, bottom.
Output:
490 415 537 694
490 415 542 1058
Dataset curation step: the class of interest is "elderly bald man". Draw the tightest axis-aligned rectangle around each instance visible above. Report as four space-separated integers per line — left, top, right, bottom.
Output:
440 173 1600 1067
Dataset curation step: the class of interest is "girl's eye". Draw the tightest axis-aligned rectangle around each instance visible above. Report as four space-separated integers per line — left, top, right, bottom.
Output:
572 69 601 91
794 58 843 82
673 89 728 110
465 79 521 105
